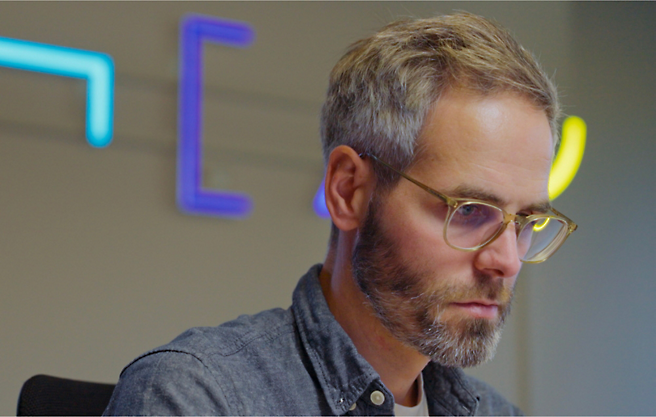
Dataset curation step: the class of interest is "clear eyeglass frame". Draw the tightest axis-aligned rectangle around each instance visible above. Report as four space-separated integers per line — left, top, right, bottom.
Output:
362 152 578 263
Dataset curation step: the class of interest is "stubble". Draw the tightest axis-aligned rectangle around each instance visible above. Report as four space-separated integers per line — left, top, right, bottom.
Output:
351 195 514 368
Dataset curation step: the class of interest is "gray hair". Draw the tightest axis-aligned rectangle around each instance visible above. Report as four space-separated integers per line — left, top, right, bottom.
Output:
320 12 560 188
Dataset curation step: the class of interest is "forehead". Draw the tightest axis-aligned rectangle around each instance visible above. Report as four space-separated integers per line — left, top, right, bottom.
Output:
410 89 553 209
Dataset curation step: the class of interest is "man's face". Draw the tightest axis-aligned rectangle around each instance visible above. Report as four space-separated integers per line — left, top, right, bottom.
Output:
352 90 553 367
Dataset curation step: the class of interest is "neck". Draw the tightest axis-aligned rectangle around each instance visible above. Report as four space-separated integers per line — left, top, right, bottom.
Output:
320 244 428 407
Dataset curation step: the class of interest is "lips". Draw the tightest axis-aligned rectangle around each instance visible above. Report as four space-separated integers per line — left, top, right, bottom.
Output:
450 300 500 319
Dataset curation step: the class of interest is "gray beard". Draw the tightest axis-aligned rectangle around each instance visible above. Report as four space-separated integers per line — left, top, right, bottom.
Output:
351 196 512 368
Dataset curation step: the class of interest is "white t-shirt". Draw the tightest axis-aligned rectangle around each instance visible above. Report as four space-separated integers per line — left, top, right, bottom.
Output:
393 373 429 416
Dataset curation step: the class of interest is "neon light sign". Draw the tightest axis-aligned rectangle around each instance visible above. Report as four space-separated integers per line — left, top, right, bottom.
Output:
313 179 330 218
1 16 583 218
549 116 586 200
0 36 114 147
177 15 255 218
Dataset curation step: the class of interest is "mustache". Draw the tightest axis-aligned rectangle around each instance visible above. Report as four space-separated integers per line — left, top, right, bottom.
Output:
448 270 514 305
383 268 514 307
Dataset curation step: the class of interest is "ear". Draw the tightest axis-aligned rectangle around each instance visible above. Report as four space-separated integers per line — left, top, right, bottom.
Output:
324 146 375 232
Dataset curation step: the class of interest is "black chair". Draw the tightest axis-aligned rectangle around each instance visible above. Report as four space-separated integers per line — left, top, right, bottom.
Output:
17 374 116 416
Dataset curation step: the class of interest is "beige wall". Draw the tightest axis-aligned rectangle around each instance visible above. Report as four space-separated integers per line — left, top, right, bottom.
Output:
1 2 653 415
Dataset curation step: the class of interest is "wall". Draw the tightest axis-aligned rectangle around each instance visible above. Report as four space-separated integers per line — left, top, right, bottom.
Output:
525 2 656 414
1 2 653 415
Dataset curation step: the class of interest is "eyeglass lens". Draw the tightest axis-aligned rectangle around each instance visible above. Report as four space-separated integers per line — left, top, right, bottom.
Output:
446 202 569 262
517 217 569 262
447 204 504 249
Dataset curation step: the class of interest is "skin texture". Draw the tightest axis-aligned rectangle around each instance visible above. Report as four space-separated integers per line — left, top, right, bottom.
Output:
321 89 553 407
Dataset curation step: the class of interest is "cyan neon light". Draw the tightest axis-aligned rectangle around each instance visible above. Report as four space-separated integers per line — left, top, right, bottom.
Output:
312 116 587 217
0 37 114 147
177 15 255 218
549 115 586 200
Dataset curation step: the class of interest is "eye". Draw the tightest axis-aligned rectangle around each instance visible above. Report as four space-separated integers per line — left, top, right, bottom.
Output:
450 203 496 227
455 203 488 218
457 205 476 216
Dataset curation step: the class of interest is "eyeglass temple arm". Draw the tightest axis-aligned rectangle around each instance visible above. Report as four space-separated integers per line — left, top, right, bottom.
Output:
359 152 454 206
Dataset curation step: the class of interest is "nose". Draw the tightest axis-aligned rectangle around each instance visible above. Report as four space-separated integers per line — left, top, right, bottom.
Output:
473 223 522 279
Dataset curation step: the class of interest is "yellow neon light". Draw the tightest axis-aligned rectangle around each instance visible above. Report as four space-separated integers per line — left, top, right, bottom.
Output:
533 217 550 232
549 116 586 200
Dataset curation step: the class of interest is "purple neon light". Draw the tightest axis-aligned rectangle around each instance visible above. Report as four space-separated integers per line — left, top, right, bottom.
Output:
177 15 255 218
313 180 330 218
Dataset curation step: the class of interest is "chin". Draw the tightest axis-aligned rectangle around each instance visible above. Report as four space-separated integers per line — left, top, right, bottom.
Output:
427 319 504 368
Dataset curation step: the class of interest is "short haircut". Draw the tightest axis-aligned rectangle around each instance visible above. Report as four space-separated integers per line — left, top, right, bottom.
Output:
322 12 559 180
320 12 560 247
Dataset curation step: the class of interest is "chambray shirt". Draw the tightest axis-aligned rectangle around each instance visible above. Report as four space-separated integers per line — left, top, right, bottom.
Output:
104 265 522 416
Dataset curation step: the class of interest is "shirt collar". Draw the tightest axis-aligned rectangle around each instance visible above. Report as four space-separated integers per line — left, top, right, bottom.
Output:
292 264 479 416
423 362 479 415
292 264 381 414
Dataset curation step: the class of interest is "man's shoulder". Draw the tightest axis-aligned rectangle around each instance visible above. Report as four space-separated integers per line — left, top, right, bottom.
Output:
172 307 293 355
461 374 524 416
105 307 300 415
134 307 295 363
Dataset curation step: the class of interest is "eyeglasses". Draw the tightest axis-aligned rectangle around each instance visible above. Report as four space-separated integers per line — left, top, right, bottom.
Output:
362 153 577 263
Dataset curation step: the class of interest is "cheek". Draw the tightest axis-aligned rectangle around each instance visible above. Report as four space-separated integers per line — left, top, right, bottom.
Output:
383 192 471 279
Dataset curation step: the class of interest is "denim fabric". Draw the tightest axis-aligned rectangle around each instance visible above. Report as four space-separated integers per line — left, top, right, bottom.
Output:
104 264 522 416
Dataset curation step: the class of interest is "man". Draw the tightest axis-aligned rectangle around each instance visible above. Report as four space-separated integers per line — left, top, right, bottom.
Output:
105 12 576 416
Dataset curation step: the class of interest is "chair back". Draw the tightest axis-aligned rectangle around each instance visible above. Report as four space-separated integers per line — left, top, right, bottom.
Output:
17 374 116 416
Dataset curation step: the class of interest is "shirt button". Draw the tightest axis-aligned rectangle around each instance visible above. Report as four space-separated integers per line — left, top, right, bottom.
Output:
370 390 385 406
349 402 357 411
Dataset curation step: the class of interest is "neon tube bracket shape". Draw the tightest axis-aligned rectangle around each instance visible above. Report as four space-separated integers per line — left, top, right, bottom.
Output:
0 36 114 147
177 15 255 218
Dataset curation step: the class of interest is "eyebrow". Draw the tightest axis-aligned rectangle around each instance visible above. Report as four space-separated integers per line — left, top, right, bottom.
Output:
449 185 552 213
450 185 506 206
526 200 553 214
